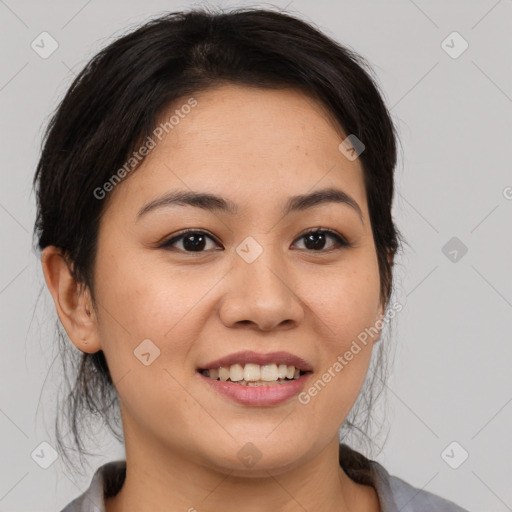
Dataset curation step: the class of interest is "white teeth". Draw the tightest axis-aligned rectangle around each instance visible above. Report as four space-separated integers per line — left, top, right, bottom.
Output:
202 363 306 384
277 364 288 379
229 363 244 382
260 364 278 381
218 367 230 382
243 363 261 382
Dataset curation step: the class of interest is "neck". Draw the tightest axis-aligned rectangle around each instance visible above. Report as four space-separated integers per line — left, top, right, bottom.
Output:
105 429 379 512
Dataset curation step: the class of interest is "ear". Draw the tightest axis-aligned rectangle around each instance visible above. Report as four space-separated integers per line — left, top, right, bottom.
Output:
373 248 395 343
372 301 387 345
41 246 101 353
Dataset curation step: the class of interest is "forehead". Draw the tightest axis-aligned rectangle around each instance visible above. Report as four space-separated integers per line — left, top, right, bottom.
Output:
103 84 368 220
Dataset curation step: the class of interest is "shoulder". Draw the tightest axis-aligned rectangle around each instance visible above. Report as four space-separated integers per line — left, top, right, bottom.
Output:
339 443 469 512
370 460 469 511
59 460 126 512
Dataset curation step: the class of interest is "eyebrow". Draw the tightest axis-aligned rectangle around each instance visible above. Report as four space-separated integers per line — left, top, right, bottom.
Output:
136 186 364 223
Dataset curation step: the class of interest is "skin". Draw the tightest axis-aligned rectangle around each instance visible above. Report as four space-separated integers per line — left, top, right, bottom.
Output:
42 84 387 512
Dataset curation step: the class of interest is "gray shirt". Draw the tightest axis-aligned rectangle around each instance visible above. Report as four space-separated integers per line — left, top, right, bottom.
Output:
60 444 469 511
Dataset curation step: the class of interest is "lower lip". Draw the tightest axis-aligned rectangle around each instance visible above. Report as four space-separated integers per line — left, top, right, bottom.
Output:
198 371 312 406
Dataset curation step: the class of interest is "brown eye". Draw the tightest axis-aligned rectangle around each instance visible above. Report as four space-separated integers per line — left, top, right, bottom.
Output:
160 228 349 254
161 230 220 252
293 229 349 252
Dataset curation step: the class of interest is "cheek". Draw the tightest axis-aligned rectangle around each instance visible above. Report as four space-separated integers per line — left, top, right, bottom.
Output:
92 247 216 379
91 255 207 423
298 270 378 426
296 257 380 410
303 258 381 345
95 245 210 333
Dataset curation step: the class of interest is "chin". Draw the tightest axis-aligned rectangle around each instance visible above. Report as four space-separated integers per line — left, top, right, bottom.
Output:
198 433 312 476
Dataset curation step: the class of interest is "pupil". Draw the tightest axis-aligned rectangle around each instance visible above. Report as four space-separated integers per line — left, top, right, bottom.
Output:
184 233 206 251
305 232 326 250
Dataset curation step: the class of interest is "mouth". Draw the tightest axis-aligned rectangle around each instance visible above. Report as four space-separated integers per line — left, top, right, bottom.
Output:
197 351 314 406
198 364 311 386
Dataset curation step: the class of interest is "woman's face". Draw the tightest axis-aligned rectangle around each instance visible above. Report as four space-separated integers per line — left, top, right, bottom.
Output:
87 84 384 474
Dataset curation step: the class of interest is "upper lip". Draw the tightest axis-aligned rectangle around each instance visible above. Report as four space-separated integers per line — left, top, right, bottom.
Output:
199 350 313 372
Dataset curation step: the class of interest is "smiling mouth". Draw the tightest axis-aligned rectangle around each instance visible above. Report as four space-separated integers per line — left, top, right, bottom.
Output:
198 363 310 386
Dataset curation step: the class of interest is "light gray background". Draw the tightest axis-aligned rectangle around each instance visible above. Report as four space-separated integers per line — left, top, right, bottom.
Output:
1 0 511 510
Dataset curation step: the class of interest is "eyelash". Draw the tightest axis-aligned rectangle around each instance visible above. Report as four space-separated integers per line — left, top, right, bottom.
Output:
159 228 350 254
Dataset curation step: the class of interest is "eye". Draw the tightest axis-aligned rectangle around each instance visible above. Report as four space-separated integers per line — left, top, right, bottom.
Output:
160 228 349 254
160 230 220 253
293 228 349 252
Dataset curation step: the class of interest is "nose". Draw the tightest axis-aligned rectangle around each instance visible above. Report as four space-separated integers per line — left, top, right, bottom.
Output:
218 247 305 332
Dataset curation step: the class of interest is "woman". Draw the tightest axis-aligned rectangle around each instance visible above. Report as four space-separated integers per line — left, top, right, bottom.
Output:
33 7 468 512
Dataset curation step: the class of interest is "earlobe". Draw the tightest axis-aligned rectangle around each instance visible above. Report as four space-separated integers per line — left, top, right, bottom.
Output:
372 302 387 344
41 246 102 353
387 248 394 269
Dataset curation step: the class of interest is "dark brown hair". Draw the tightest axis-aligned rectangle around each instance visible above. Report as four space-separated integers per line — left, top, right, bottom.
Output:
33 6 404 472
